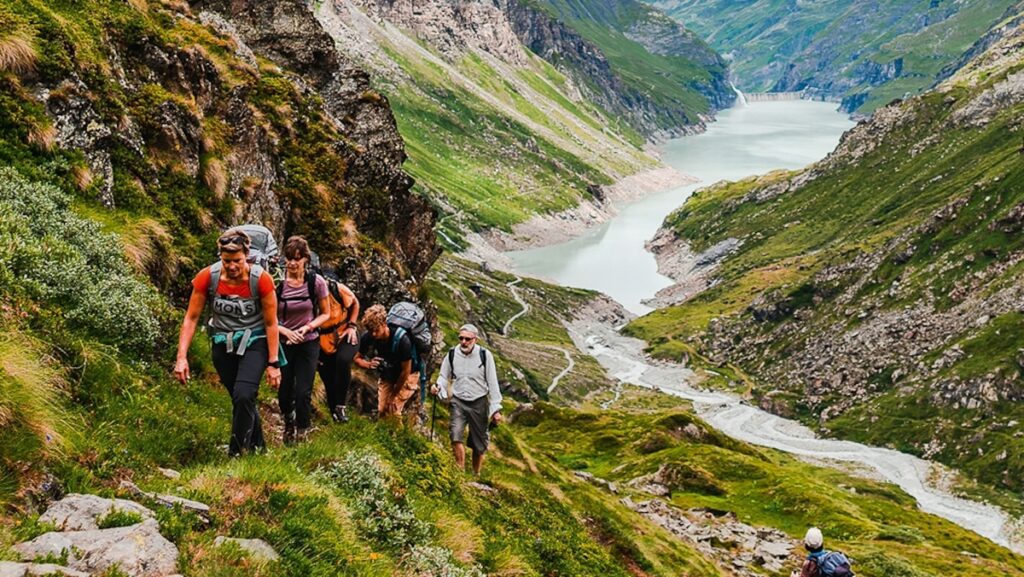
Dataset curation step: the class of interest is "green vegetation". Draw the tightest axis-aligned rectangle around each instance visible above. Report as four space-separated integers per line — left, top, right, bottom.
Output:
653 0 1016 112
514 394 1024 576
424 255 613 402
529 0 725 119
628 31 1024 492
377 37 654 237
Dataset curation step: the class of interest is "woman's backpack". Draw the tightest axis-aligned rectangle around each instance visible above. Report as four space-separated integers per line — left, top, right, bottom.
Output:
318 280 356 355
812 551 854 577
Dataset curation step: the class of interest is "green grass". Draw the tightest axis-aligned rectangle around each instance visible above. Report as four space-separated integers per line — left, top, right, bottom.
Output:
514 402 1024 576
627 45 1024 493
656 0 1016 113
424 255 613 402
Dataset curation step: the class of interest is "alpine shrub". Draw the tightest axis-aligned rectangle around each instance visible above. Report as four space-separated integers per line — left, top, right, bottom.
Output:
0 168 164 354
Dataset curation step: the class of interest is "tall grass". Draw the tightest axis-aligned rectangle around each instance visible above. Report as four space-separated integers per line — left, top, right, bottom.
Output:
0 30 36 75
0 328 75 506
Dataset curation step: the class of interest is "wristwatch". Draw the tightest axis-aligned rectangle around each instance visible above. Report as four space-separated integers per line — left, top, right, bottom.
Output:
268 360 281 368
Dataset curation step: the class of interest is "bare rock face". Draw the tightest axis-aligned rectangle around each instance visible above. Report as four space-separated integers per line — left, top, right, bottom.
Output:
348 0 528 65
38 494 154 531
189 0 440 291
15 519 177 577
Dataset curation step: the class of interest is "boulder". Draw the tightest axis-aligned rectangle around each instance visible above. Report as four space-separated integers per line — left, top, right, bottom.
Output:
0 562 90 577
14 519 178 577
214 537 280 562
39 494 154 531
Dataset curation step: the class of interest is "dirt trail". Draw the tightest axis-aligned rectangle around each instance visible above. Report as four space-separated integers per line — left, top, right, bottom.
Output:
503 276 575 394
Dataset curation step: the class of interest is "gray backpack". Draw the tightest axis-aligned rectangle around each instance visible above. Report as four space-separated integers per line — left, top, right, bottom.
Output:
386 302 432 359
233 224 279 274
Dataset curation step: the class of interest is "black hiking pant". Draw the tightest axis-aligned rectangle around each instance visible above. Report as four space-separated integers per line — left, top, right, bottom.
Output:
279 339 319 429
318 339 358 411
212 337 267 456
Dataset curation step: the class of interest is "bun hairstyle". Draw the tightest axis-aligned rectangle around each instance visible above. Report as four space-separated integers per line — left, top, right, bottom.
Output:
217 228 251 254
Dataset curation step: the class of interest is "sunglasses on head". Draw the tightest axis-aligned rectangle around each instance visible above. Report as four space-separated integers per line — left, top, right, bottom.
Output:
218 235 248 247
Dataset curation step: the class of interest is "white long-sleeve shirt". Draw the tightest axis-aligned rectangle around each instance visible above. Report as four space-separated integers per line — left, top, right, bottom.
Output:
436 344 502 417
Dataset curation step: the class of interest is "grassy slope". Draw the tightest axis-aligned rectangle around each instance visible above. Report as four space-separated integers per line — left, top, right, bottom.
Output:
424 254 614 403
650 0 1015 112
336 5 658 240
627 23 1024 494
529 0 722 115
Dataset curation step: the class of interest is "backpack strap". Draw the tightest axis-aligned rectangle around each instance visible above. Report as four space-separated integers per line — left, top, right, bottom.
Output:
306 271 318 317
209 262 262 298
248 264 263 298
448 346 488 382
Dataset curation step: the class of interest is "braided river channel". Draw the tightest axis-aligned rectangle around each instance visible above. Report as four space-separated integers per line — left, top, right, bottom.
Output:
507 100 1022 551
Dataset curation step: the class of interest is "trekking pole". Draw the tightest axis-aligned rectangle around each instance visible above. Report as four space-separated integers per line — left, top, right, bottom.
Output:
430 393 437 441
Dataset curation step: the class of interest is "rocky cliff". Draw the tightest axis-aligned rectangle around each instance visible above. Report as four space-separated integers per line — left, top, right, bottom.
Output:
630 8 1024 491
1 0 438 307
505 0 733 137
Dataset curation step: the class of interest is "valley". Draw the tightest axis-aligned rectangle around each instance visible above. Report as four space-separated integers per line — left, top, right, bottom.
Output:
2 0 1024 575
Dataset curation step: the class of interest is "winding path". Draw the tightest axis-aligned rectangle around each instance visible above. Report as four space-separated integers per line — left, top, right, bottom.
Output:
503 276 575 394
502 277 530 336
566 313 1023 553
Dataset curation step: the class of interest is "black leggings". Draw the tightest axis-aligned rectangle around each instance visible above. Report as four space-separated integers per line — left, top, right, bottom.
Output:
318 340 358 410
279 339 320 429
211 337 267 456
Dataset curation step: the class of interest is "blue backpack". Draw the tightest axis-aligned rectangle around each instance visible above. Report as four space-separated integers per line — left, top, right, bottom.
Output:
810 550 854 577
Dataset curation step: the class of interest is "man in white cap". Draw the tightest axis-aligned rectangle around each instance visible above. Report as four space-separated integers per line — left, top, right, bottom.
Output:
431 323 503 475
792 527 824 577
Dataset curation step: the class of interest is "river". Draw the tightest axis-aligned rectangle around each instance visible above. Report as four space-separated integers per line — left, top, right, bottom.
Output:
507 100 855 314
504 100 1022 551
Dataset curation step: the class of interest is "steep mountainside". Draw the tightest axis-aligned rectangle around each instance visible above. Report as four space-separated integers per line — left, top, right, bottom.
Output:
650 0 1018 113
0 0 437 506
629 7 1024 495
311 0 733 242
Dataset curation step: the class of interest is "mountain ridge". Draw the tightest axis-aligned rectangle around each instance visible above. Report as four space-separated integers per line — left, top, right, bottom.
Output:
629 5 1024 496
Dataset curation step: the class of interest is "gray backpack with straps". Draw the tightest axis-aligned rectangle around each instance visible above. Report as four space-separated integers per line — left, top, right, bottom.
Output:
233 224 279 274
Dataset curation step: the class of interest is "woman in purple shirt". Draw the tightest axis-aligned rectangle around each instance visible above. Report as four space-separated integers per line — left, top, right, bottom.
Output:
277 236 330 444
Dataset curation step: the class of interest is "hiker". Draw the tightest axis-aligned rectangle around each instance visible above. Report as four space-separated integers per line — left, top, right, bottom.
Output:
174 228 281 456
315 267 360 423
791 527 854 577
276 236 330 444
354 304 419 419
430 324 503 476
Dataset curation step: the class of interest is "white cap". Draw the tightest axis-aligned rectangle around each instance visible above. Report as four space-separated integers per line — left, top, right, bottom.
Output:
804 527 823 549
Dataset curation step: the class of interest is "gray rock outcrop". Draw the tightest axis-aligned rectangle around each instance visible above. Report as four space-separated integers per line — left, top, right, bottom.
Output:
15 519 177 577
0 562 90 577
623 498 795 576
38 494 154 532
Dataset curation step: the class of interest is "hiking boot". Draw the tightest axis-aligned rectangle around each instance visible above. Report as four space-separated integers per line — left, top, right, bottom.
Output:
283 412 296 446
296 426 318 443
332 405 349 423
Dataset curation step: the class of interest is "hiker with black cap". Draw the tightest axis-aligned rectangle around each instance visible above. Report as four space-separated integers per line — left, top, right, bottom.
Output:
431 324 502 476
792 527 854 577
174 228 282 456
